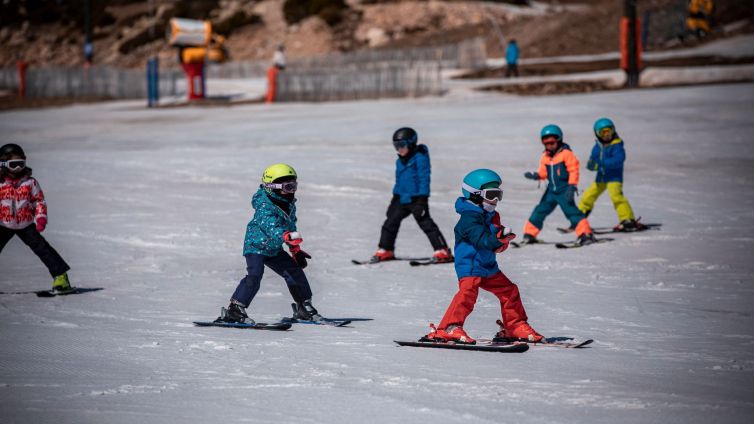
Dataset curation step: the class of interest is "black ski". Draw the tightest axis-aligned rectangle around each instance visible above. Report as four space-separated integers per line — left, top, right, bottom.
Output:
409 258 454 266
488 336 593 348
193 320 292 331
352 256 431 265
282 317 351 327
510 240 557 248
555 237 613 249
35 287 104 297
395 340 529 353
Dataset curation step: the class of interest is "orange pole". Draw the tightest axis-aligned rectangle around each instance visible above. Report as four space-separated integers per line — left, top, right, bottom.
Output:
17 60 27 99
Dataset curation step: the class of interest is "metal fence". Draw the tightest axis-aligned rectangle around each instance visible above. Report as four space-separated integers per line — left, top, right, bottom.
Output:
275 62 443 102
0 66 182 99
207 38 487 79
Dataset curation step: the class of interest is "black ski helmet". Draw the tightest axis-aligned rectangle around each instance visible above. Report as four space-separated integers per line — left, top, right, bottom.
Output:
392 127 418 148
0 143 25 161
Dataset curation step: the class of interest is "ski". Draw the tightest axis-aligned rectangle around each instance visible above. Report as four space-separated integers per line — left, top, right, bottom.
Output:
282 317 352 327
283 303 355 326
34 287 104 297
488 336 593 348
352 256 431 265
510 240 557 248
394 340 529 353
558 218 661 235
193 320 292 331
555 237 613 249
409 258 454 266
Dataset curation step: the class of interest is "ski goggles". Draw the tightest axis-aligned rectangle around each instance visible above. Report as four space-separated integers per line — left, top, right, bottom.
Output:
264 181 298 194
1 159 25 171
393 140 412 149
462 183 503 202
598 127 614 138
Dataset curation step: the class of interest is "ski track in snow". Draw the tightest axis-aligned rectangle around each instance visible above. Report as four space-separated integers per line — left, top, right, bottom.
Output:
1 84 754 423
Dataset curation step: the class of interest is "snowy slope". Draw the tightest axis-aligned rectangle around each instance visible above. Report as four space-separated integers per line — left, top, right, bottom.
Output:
1 83 753 424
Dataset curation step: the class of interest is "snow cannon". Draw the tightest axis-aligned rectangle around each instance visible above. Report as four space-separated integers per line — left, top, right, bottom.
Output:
167 18 228 100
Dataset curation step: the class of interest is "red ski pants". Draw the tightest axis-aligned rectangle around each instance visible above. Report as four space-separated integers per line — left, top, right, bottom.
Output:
438 272 528 332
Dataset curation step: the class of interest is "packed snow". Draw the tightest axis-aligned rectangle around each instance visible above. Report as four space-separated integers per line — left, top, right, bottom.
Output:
1 83 753 424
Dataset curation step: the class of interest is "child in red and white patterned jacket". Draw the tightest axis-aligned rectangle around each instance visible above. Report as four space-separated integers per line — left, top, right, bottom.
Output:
0 143 72 292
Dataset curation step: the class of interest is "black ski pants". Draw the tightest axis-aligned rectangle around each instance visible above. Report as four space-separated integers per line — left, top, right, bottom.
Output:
0 224 70 277
379 195 448 251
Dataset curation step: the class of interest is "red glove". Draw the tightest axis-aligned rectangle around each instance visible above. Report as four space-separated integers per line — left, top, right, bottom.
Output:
35 217 47 233
494 229 516 253
283 231 303 247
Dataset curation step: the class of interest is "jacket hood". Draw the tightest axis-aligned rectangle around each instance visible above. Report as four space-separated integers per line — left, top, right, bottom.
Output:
455 197 484 215
252 185 295 209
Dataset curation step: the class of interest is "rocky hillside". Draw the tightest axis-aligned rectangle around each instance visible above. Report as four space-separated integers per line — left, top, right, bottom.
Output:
1 0 752 69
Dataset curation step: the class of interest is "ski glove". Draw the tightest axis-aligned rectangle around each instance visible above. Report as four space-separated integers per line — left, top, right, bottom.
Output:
283 231 303 247
35 217 47 233
494 229 516 253
587 159 599 171
524 172 539 180
293 249 312 269
566 185 578 198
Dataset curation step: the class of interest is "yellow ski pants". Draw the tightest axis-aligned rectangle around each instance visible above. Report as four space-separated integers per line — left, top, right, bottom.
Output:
578 182 635 222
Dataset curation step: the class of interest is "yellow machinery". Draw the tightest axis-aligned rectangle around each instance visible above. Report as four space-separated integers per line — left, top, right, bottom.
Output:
167 18 228 64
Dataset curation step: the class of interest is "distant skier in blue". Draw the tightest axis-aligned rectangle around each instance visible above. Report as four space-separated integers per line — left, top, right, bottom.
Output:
370 127 452 264
506 39 519 78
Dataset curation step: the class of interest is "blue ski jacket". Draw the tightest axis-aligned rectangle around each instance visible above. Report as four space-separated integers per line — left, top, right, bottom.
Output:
588 138 625 183
243 186 297 256
506 42 519 65
453 197 504 279
393 144 431 204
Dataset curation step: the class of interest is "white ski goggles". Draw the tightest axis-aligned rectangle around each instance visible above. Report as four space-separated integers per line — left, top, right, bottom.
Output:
462 183 503 201
264 181 298 194
1 159 25 171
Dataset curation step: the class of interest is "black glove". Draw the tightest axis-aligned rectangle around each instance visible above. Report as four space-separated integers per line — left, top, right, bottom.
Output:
566 185 578 198
524 172 539 180
293 249 312 269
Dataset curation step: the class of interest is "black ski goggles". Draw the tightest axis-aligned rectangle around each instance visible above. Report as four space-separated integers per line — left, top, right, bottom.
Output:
1 159 25 171
393 140 412 149
264 181 298 194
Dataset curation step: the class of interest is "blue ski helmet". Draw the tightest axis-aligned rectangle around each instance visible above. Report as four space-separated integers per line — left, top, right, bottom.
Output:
392 127 418 149
462 169 502 199
540 124 563 142
593 117 616 138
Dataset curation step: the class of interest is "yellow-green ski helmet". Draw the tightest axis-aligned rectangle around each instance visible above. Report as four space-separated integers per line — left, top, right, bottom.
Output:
262 163 297 183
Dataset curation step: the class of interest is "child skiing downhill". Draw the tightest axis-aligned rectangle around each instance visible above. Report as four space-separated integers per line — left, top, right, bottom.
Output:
0 143 73 293
522 125 597 246
370 127 452 264
578 118 645 232
423 169 543 344
217 163 322 324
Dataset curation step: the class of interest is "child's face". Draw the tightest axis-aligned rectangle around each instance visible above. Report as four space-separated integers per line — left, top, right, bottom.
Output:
598 128 614 143
396 146 409 157
4 154 26 174
541 136 559 153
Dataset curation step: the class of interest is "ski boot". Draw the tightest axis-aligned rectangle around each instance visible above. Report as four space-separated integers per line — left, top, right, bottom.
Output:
503 320 544 343
577 233 597 246
217 301 255 324
613 219 645 232
431 248 454 264
421 323 475 344
519 234 539 245
369 248 394 263
51 273 74 294
292 299 323 322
